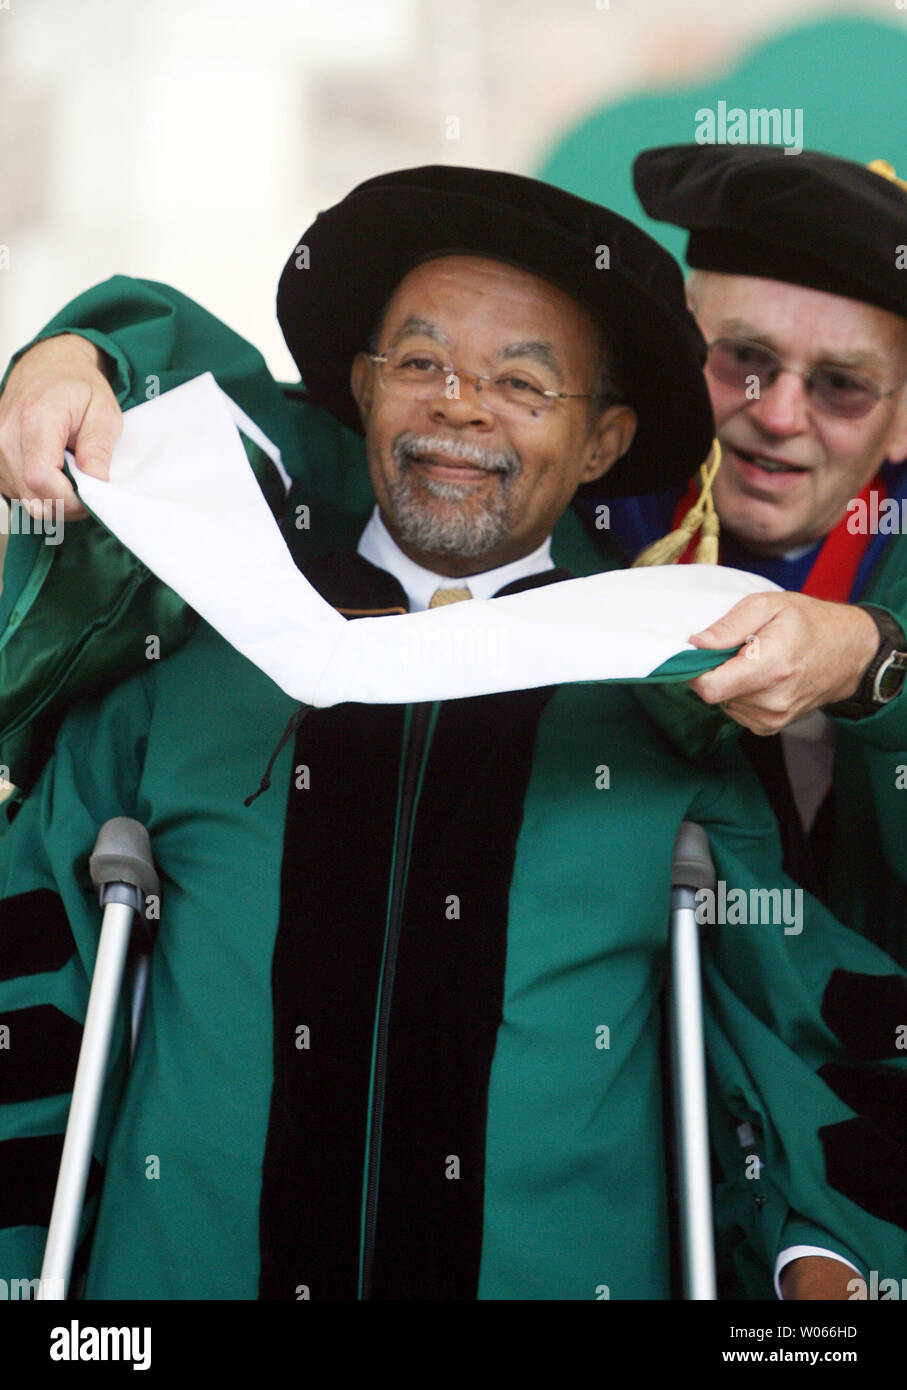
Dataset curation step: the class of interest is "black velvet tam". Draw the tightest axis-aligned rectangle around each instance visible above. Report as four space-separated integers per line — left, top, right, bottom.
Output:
276 164 714 498
634 144 907 319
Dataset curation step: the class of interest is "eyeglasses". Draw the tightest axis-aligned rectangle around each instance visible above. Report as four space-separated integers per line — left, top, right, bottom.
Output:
367 352 611 422
707 337 905 420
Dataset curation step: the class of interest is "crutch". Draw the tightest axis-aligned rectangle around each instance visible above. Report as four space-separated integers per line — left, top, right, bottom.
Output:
37 818 159 1300
668 820 718 1301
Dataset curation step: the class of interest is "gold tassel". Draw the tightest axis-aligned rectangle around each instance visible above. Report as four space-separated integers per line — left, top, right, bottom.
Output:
695 507 720 564
632 439 723 567
630 507 702 566
867 159 907 193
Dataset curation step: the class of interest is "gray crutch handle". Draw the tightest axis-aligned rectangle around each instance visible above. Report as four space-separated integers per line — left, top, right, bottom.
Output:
90 817 160 915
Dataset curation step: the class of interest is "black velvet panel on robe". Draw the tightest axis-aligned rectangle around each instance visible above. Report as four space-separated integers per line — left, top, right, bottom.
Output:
258 553 565 1299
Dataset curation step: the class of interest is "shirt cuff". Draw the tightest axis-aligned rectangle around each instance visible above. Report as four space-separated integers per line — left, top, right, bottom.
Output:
774 1245 863 1300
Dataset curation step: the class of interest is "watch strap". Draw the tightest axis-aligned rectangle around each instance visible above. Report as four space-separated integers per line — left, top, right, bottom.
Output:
826 604 907 719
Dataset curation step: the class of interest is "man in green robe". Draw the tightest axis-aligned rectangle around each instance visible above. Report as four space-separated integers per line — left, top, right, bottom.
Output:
0 167 905 1300
6 152 907 973
602 146 907 963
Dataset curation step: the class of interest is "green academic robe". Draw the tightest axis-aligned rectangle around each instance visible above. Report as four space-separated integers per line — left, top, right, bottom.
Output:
2 277 907 963
0 279 905 1298
1 541 906 1298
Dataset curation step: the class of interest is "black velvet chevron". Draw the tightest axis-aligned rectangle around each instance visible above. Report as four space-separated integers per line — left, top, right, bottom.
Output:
0 1005 84 1102
819 1062 907 1144
0 888 75 980
818 970 907 1229
0 1134 102 1229
820 1117 907 1231
820 969 907 1060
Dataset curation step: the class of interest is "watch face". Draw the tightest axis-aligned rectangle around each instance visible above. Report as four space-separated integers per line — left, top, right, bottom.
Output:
877 652 907 703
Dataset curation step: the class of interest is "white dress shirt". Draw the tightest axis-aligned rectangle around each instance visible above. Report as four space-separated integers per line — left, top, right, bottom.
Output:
357 505 554 611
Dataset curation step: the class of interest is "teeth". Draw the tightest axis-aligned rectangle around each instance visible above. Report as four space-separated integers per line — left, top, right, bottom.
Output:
737 450 802 473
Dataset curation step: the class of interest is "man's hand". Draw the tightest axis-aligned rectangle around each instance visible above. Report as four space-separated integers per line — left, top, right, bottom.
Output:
687 592 879 734
780 1256 858 1300
0 334 123 520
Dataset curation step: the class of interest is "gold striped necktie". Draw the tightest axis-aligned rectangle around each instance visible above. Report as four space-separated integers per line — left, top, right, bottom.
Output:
428 586 474 608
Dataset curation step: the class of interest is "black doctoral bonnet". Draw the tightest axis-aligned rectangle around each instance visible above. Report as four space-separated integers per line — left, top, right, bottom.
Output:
634 143 907 320
276 164 715 498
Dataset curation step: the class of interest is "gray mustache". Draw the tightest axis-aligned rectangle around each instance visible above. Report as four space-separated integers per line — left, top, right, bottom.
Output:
393 433 521 478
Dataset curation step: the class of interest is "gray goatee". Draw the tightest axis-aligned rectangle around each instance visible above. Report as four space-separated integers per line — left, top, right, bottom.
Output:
384 432 522 558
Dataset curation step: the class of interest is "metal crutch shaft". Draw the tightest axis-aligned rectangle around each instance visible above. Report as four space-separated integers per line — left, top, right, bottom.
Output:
37 818 159 1300
669 820 718 1301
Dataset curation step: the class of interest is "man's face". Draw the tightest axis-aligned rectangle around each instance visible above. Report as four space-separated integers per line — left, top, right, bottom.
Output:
350 255 636 576
689 272 907 555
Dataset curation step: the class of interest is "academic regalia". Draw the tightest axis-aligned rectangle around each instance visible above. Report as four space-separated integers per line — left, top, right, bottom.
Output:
2 521 907 1297
624 143 907 964
582 473 907 963
5 272 907 964
1 171 905 1298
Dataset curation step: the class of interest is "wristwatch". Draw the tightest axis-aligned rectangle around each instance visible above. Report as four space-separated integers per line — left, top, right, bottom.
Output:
826 605 907 719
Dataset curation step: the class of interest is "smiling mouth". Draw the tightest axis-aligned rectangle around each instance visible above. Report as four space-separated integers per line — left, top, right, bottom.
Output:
393 431 520 489
730 446 810 476
412 452 502 480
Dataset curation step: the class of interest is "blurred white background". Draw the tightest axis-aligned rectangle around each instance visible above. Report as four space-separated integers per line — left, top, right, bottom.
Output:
0 0 901 378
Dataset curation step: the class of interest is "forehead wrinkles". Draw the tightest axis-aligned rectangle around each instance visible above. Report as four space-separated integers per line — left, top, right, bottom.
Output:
388 319 565 381
718 316 885 367
700 275 905 366
383 257 599 356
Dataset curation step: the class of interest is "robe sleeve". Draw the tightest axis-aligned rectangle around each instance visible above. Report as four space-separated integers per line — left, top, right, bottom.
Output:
827 592 907 752
820 581 907 962
0 275 305 470
0 276 334 793
0 668 153 1283
688 740 907 1297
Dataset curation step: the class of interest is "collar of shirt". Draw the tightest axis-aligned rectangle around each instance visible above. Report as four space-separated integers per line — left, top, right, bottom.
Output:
356 506 555 611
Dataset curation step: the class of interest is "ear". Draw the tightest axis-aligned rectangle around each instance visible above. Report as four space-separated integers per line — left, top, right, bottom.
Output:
579 404 637 485
884 387 907 465
350 352 374 426
685 269 706 319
